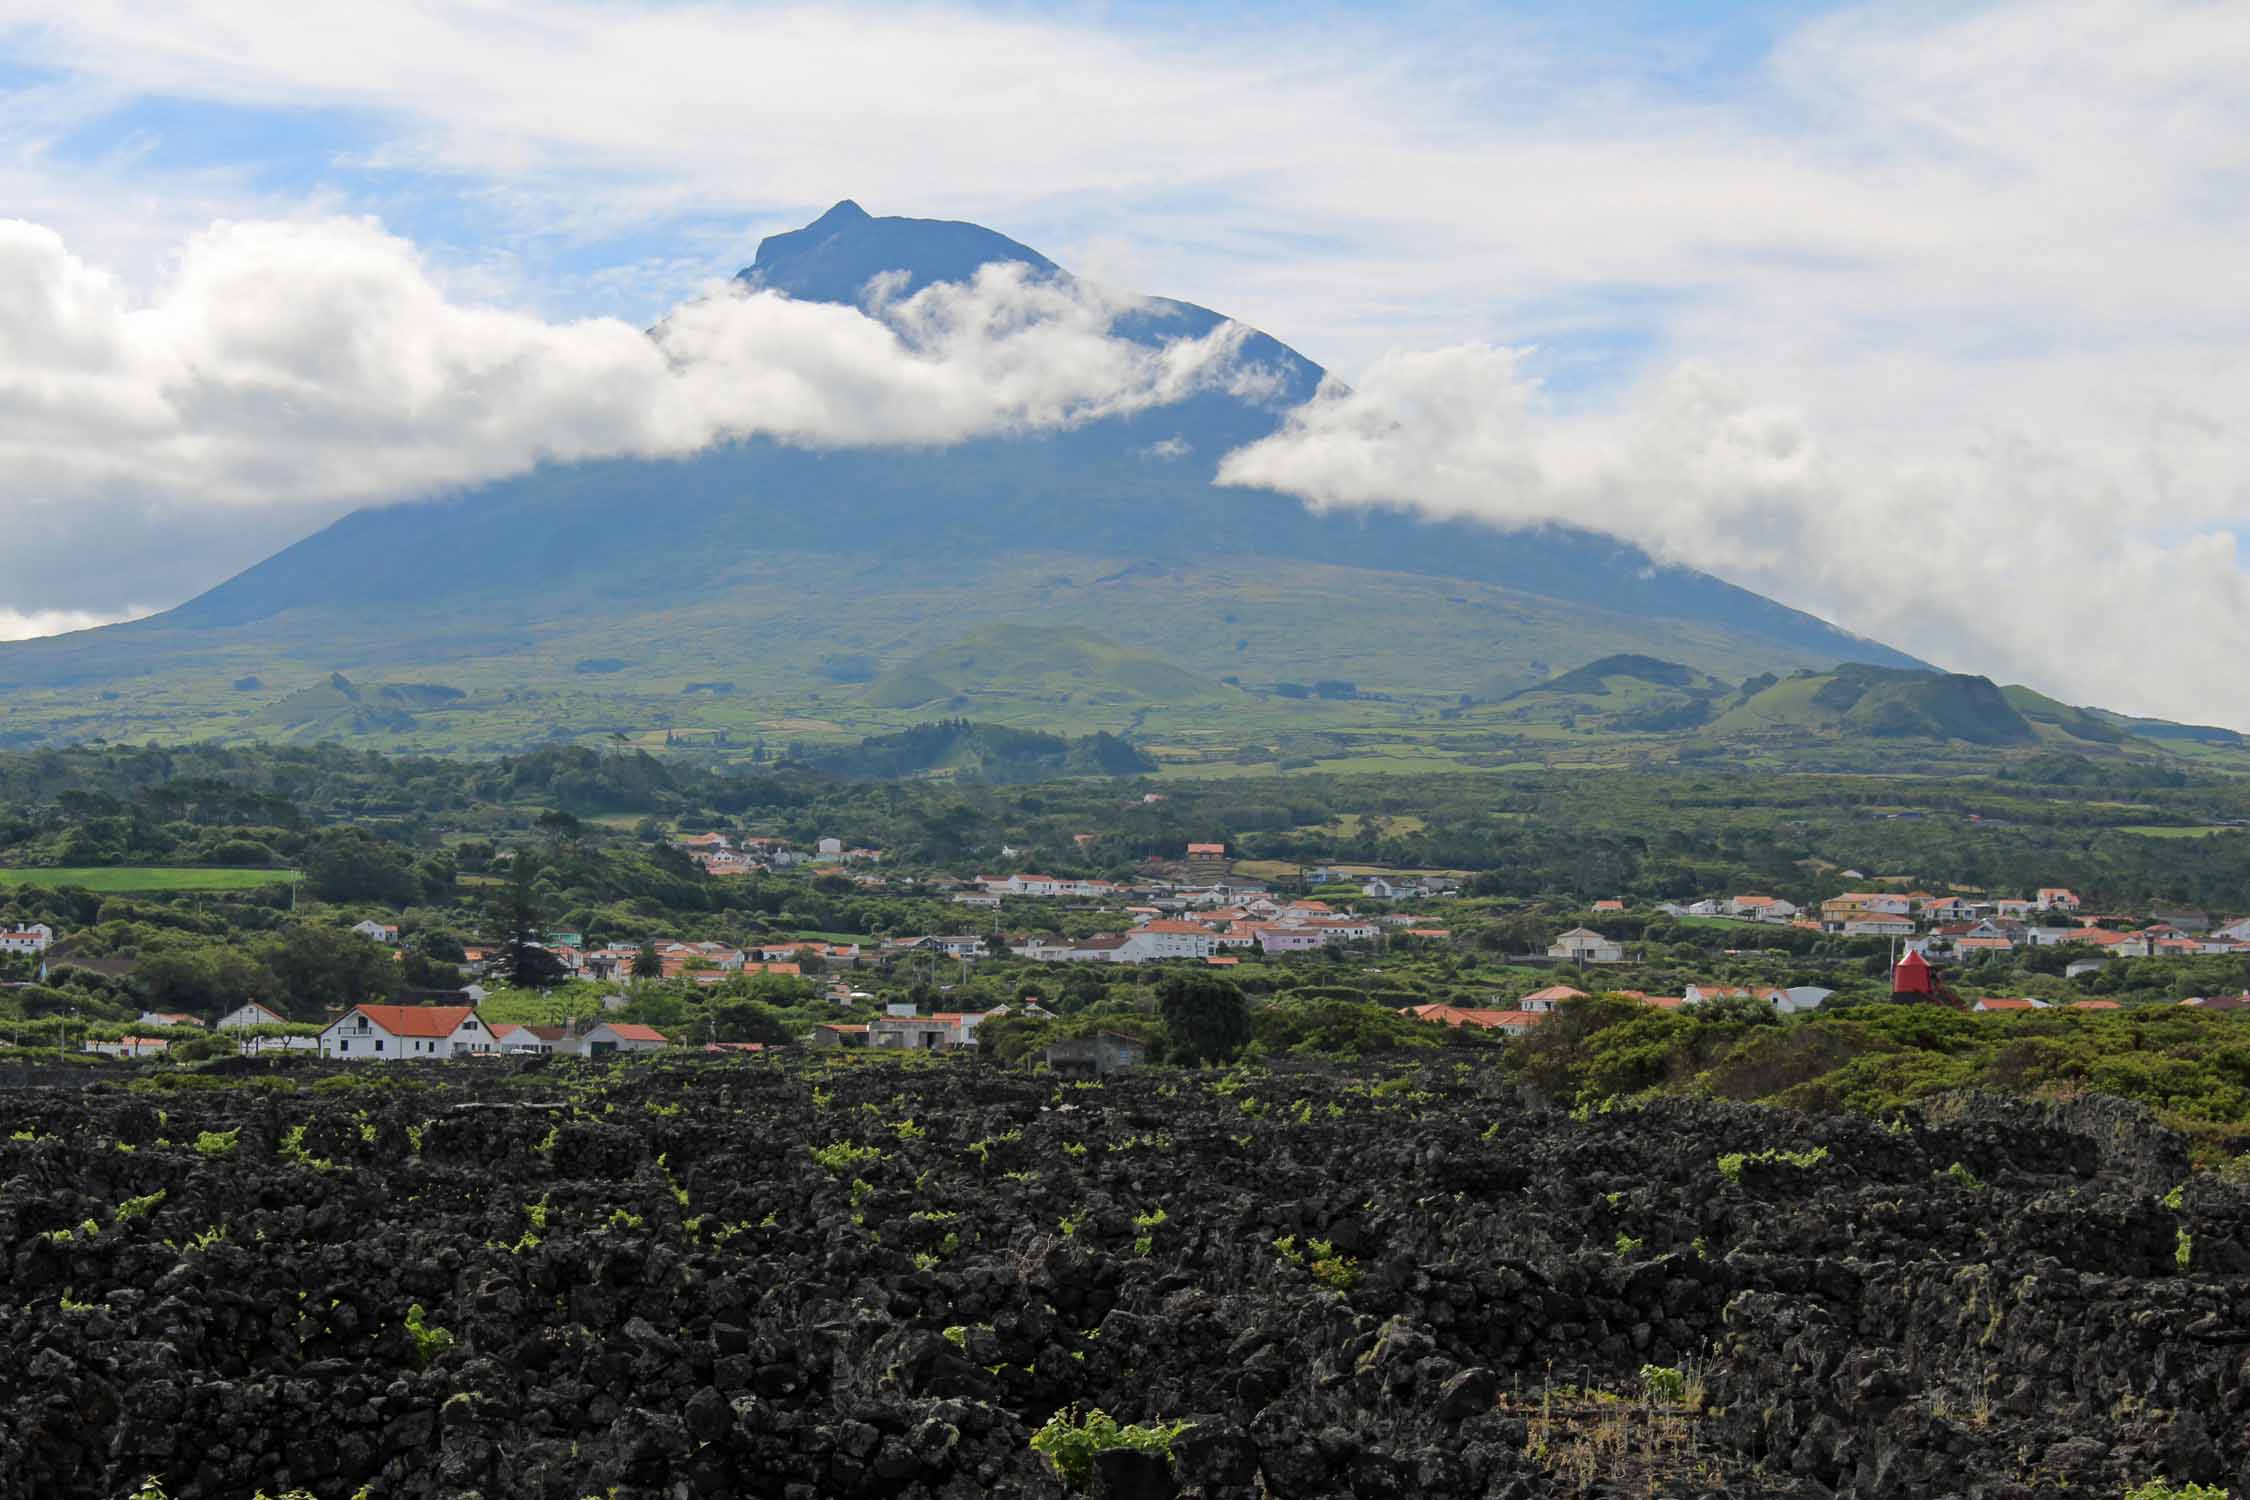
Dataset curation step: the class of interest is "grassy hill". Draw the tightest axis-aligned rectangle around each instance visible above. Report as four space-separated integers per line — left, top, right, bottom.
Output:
1492 654 1736 733
1708 664 2034 745
2001 685 2130 746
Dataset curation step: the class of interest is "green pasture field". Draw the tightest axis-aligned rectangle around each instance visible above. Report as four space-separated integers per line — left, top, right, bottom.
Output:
0 866 300 893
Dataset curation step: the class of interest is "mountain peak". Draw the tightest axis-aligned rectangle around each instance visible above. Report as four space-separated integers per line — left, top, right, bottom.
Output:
809 198 870 228
741 200 1057 305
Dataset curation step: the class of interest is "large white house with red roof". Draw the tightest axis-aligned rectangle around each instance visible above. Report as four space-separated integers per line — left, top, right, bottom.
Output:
319 1004 496 1061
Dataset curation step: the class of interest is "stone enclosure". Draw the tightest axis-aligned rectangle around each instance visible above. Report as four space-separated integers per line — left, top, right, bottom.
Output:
2 1057 2245 1498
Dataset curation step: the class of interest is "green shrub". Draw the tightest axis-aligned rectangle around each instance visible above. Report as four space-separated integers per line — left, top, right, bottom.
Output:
403 1303 455 1371
1718 1145 1828 1183
1029 1405 1192 1491
810 1141 884 1172
1306 1237 1360 1290
113 1190 165 1224
2124 1482 2230 1500
1936 1161 1985 1191
192 1129 240 1157
1640 1364 1687 1404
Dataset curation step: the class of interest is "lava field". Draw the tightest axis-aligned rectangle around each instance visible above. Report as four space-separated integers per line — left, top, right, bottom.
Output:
2 1057 2246 1499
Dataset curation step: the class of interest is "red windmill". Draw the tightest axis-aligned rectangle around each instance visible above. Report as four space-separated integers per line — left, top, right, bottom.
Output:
1891 949 1966 1009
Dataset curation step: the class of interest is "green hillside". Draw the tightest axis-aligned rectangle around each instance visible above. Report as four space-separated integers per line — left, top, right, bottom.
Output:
793 719 1157 783
1491 655 1736 733
865 625 1235 710
1709 664 2034 745
249 673 418 737
2001 685 2129 745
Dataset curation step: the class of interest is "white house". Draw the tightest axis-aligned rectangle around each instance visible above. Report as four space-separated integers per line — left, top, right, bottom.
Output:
2035 888 2081 913
816 837 844 858
579 1021 669 1057
217 1001 289 1030
1115 921 1217 962
2213 917 2250 943
350 920 401 944
1548 927 1626 963
930 1011 991 1046
1517 985 1588 1012
0 923 55 955
1726 895 1799 919
85 1036 170 1059
1844 917 1916 937
320 1004 496 1062
136 1010 204 1030
1257 928 1326 956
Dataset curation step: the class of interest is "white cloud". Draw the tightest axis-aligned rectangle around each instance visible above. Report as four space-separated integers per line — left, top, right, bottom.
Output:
0 215 1254 510
1219 348 2250 728
0 606 148 641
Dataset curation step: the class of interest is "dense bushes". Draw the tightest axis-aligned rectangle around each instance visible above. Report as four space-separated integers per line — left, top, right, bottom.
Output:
1518 997 2250 1153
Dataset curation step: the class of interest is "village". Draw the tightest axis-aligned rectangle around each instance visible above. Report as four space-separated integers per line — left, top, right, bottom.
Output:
13 827 2250 1066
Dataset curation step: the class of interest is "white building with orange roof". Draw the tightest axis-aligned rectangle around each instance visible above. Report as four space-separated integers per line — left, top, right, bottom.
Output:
1518 985 1589 1012
319 1003 496 1062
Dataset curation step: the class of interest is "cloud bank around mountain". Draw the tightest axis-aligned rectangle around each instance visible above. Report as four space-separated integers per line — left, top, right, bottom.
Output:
0 215 1253 511
3 0 2249 725
1217 346 2250 729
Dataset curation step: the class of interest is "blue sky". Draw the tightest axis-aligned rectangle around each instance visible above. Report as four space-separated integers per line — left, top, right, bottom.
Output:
0 0 2245 725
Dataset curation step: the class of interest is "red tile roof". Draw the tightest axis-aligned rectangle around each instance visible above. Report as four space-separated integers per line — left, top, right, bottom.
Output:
348 1004 478 1038
599 1023 668 1043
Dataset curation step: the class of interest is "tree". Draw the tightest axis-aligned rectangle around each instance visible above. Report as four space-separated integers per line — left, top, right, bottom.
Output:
488 855 561 990
632 941 663 980
134 946 277 1017
304 828 423 905
257 925 399 1011
708 998 791 1046
1158 971 1251 1067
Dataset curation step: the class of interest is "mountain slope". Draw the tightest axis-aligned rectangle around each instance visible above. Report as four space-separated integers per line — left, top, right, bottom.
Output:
0 201 1927 752
866 625 1230 710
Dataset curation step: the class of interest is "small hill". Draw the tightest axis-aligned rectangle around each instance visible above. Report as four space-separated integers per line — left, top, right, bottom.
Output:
794 719 1157 783
2001 685 2128 745
249 673 418 736
1513 654 1710 698
1711 665 2035 745
1493 655 1734 732
866 625 1231 711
